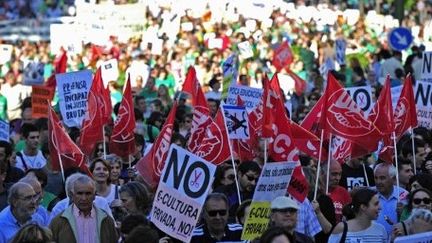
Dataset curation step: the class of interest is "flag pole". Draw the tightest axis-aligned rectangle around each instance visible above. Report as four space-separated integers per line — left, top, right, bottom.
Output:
362 162 370 187
392 131 400 200
221 104 242 204
410 127 417 174
313 130 324 201
326 134 332 195
102 125 107 160
264 138 268 164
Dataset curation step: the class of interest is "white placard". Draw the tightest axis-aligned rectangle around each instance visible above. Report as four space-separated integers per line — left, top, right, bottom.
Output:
421 51 432 82
50 24 82 55
238 41 254 59
253 162 296 201
151 38 163 55
100 58 119 87
414 80 432 128
151 145 216 243
208 38 223 49
394 231 432 243
345 86 373 115
222 105 250 139
0 44 13 65
226 85 263 111
56 70 92 128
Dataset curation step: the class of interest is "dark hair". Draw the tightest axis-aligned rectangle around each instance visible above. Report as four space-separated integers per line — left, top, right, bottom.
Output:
170 132 187 148
401 138 425 157
213 165 234 189
34 118 48 131
89 158 111 184
409 173 432 192
25 168 48 188
134 108 144 121
124 225 159 243
119 182 151 214
134 95 146 105
0 140 13 158
236 199 252 224
147 111 164 128
259 226 294 243
407 188 432 212
11 223 52 243
120 213 149 235
21 123 38 138
238 161 261 175
343 188 376 220
421 153 432 174
397 157 412 171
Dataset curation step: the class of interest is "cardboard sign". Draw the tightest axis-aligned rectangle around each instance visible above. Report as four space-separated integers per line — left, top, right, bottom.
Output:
32 86 54 119
100 58 119 87
56 70 92 128
0 44 13 65
421 51 432 82
226 85 263 111
414 80 432 128
23 61 45 86
238 41 254 60
0 120 9 142
151 145 216 243
394 231 432 243
241 162 296 240
345 86 373 115
126 61 150 88
222 105 250 139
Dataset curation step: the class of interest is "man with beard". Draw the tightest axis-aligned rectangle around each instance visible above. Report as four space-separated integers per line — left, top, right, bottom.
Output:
191 193 242 242
214 161 261 218
0 182 44 242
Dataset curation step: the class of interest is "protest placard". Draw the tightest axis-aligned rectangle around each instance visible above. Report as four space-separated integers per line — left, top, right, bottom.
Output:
0 44 12 65
222 105 249 139
23 61 45 86
100 58 119 87
241 162 296 240
226 85 263 110
394 231 432 243
208 38 223 49
0 120 9 142
420 51 432 82
238 41 253 60
56 70 92 128
414 80 432 128
345 85 373 115
50 24 82 55
151 145 216 242
221 54 239 99
31 86 54 119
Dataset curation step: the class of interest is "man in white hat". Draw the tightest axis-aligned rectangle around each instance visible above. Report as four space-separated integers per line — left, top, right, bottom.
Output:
269 196 313 243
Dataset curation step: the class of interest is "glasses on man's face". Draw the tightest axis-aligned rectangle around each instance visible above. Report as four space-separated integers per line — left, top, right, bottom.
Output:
413 198 432 205
207 209 228 217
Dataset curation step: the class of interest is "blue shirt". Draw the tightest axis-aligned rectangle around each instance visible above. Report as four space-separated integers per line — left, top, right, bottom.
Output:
35 205 50 227
0 206 45 243
373 186 408 237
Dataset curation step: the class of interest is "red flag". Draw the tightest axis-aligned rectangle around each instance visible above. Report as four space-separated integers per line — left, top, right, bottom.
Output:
46 50 68 89
291 121 327 160
286 69 307 96
261 75 274 138
272 41 294 72
136 103 178 188
48 106 91 175
394 74 418 137
79 68 112 155
287 165 309 203
109 77 135 158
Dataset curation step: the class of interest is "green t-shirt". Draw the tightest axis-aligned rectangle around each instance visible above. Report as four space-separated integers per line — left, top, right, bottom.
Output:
0 95 7 121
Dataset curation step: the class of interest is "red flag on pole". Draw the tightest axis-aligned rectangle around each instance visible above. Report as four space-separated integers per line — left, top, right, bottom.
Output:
136 103 178 188
394 74 418 137
285 69 307 96
79 68 112 155
109 76 135 158
48 106 91 175
272 41 294 72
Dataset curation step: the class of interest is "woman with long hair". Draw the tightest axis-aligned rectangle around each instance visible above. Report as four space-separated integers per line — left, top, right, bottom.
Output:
328 188 387 243
89 158 117 205
119 181 151 216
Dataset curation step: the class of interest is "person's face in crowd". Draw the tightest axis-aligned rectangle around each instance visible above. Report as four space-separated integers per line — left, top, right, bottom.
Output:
415 146 430 165
92 161 110 184
72 181 96 213
181 116 192 130
22 107 33 124
30 179 43 205
220 168 235 186
95 144 104 159
145 78 155 89
271 207 298 230
25 131 40 150
137 99 147 113
363 194 381 220
412 190 432 211
423 160 432 174
329 162 342 189
9 151 16 167
399 164 414 186
208 100 218 117
110 161 121 182
410 180 423 192
270 235 291 243
238 170 259 192
14 185 38 218
0 147 7 163
374 166 394 196
135 76 143 88
212 82 221 92
158 85 168 97
204 198 229 233
120 191 137 214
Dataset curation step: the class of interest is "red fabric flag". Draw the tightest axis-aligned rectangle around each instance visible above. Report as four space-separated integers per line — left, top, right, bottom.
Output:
79 68 112 155
272 41 294 72
394 74 418 137
261 75 274 138
109 77 136 158
287 164 309 203
136 103 178 188
46 50 68 89
291 121 327 160
48 106 91 175
286 69 307 96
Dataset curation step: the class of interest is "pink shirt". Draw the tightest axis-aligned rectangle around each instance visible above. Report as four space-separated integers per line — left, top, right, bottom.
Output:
73 205 97 243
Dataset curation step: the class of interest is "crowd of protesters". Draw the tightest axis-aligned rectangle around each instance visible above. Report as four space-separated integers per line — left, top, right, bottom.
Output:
0 0 432 243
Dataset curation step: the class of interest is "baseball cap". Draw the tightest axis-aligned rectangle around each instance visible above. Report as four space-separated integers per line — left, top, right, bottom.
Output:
271 196 299 210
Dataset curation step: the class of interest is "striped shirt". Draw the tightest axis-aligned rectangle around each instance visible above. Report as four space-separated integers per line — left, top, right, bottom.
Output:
328 222 388 243
190 223 244 243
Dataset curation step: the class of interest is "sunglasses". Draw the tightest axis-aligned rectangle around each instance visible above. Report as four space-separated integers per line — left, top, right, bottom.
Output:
273 208 297 214
413 198 432 205
246 175 258 182
207 209 227 217
224 174 235 180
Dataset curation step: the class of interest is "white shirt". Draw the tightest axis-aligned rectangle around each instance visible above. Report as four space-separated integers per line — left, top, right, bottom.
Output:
15 150 46 171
